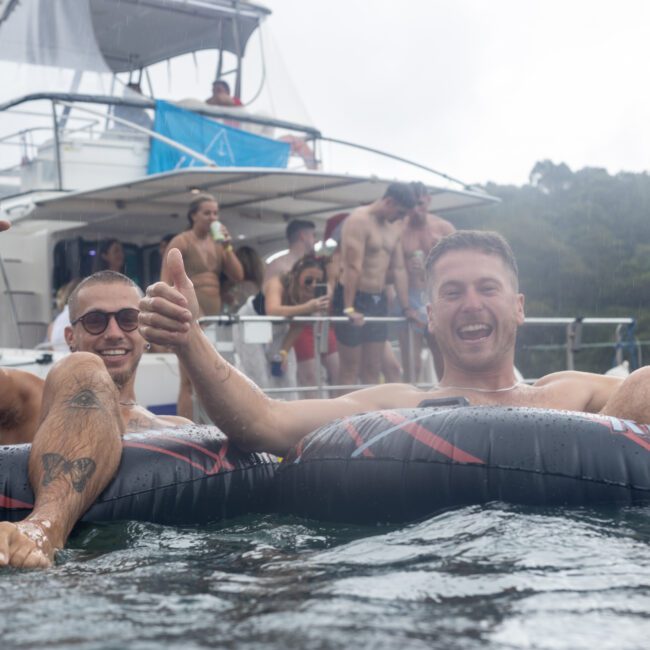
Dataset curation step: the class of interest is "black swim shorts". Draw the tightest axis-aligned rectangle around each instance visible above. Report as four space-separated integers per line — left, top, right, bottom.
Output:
332 282 388 347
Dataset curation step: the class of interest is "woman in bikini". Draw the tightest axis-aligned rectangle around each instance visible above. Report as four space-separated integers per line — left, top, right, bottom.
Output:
162 193 244 418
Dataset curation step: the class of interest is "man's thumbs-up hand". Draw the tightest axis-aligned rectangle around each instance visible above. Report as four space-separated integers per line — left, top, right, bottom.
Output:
138 248 198 347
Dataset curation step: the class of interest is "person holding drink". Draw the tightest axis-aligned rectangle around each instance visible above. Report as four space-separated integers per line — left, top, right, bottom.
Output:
161 193 244 417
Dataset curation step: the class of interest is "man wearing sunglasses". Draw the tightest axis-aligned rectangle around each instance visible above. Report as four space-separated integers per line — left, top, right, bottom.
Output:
0 266 189 569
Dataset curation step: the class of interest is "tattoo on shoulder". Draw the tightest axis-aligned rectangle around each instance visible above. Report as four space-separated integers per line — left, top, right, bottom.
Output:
42 453 97 493
66 389 102 410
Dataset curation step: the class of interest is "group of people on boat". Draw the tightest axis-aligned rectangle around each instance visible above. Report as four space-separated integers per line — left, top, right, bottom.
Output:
2 191 650 568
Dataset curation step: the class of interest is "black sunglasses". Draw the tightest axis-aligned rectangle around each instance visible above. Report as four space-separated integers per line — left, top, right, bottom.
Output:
71 308 140 335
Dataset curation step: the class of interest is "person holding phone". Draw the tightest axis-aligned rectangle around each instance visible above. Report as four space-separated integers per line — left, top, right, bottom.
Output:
293 278 339 397
233 255 330 398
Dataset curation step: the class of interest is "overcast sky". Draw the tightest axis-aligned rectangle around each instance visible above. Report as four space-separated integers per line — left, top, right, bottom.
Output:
264 0 650 186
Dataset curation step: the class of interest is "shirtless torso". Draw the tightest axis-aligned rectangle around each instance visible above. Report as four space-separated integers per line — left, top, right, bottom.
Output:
344 370 623 414
340 205 405 295
399 211 455 379
401 213 455 291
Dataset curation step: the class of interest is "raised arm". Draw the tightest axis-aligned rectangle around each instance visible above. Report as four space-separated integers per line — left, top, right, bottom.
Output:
264 276 329 317
138 249 403 454
219 226 244 282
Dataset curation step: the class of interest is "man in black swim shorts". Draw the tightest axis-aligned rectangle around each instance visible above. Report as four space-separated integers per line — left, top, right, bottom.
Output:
332 182 418 390
331 284 389 347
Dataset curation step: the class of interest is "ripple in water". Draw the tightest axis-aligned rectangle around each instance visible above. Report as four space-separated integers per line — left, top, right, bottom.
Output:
2 505 650 649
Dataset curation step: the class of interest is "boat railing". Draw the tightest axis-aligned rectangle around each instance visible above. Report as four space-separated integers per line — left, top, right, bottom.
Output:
0 91 486 201
197 313 639 398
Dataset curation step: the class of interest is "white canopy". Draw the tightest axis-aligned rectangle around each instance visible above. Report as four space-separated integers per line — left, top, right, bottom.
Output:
0 0 269 72
18 169 499 243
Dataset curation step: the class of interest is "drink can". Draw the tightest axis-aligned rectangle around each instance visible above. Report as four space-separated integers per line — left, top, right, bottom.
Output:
210 221 226 242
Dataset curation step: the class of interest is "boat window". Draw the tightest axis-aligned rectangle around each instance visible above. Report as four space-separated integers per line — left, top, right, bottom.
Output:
53 239 144 292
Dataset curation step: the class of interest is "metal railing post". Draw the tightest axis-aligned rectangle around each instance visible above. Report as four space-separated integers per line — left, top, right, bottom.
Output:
565 318 583 371
51 100 63 190
313 319 325 397
404 320 415 383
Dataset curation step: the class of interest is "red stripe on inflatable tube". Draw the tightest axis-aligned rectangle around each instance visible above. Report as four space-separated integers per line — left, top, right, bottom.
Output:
0 494 33 510
380 410 485 464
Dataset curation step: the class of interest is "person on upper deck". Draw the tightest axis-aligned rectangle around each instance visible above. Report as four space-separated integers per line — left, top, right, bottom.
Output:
113 82 153 132
331 182 419 391
162 193 244 418
139 230 650 457
206 80 243 108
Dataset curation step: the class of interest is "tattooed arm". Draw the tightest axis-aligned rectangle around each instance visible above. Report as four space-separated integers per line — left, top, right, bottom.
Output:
0 353 123 569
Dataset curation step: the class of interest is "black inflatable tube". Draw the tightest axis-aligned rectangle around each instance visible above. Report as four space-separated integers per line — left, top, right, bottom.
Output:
2 407 650 527
0 426 279 525
274 406 650 523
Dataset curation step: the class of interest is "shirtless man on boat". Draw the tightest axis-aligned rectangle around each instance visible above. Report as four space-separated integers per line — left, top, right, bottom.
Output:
331 182 419 388
0 261 189 568
139 230 649 455
398 182 455 380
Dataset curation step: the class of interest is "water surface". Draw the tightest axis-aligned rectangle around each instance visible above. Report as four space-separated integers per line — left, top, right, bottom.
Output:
3 505 650 649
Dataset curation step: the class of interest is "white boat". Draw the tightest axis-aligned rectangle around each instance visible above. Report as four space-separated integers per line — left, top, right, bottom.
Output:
0 0 498 412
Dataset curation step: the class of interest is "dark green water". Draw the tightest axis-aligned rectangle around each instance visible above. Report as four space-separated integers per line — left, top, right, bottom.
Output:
2 505 650 649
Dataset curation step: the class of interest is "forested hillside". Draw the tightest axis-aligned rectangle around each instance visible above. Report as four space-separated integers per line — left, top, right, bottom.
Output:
450 161 650 376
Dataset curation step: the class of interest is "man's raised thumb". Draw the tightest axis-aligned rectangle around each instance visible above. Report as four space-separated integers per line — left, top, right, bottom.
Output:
167 248 191 289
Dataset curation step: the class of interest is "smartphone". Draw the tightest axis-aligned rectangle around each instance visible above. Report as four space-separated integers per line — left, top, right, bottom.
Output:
314 283 328 298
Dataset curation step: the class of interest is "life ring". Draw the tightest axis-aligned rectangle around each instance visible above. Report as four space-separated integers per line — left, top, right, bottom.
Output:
274 405 650 524
0 426 279 525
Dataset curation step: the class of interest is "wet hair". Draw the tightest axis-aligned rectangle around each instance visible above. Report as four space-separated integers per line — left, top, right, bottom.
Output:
286 219 315 245
236 245 265 290
425 230 519 291
282 255 325 305
187 193 217 228
383 182 417 209
94 238 124 272
68 271 143 321
213 80 231 95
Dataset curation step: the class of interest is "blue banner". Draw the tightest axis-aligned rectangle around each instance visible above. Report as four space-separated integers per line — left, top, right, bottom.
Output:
148 101 290 174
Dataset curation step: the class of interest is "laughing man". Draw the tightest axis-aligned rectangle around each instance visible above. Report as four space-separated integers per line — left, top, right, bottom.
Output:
139 230 650 455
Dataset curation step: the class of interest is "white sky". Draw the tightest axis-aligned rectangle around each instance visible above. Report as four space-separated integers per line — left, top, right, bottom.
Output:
264 0 650 186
